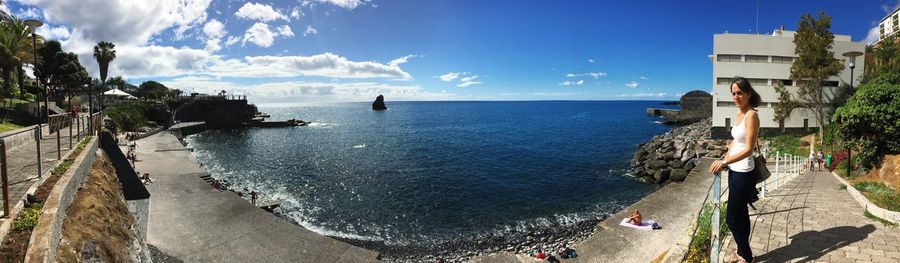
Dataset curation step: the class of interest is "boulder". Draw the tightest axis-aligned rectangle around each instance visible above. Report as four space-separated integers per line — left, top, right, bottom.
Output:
670 160 684 168
649 160 668 169
372 95 388 110
684 160 696 171
653 169 670 183
670 169 688 182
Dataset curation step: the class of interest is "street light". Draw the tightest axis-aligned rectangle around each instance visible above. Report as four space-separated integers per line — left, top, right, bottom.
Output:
24 19 43 178
841 51 863 176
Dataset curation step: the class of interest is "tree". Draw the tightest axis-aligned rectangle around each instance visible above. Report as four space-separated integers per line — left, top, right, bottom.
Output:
0 18 38 98
93 41 116 83
831 72 900 169
787 12 844 139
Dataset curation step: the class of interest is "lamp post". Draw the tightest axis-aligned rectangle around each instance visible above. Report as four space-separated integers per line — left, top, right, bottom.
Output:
25 19 43 178
841 51 863 176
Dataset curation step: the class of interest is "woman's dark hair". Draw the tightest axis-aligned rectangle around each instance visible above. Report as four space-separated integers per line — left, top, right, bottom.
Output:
731 77 761 108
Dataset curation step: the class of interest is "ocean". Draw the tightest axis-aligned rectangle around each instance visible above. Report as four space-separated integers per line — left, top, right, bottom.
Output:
184 101 674 256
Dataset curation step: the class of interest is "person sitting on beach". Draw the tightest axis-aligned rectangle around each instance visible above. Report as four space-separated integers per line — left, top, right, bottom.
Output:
142 173 153 184
626 209 642 226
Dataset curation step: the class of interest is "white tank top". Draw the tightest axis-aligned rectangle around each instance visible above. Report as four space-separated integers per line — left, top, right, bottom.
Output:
727 112 755 172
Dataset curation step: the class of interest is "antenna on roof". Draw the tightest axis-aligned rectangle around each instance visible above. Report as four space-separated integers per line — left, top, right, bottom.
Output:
755 0 760 34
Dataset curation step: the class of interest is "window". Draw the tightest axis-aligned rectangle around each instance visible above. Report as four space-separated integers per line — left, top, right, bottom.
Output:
748 78 768 86
717 54 741 62
772 56 793 64
745 55 768 63
717 78 733 85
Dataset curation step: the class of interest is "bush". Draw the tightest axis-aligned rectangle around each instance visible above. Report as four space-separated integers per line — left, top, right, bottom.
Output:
853 181 900 212
684 202 728 263
106 102 171 132
12 204 43 232
832 72 900 170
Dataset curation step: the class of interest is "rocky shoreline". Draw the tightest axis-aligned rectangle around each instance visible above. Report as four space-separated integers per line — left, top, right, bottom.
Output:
630 118 726 184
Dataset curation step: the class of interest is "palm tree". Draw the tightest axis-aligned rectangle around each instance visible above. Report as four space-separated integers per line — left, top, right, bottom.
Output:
93 41 115 109
0 18 38 97
93 41 116 84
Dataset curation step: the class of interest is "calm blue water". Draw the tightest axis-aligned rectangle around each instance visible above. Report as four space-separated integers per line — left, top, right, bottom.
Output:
185 101 671 254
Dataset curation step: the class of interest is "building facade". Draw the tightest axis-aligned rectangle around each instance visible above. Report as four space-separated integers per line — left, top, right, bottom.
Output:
709 27 865 139
878 7 900 44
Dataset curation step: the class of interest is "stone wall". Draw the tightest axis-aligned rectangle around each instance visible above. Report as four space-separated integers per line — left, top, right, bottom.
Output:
631 118 727 184
24 136 99 263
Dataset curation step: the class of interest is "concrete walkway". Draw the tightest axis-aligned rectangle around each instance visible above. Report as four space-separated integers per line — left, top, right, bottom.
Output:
136 131 380 262
1 122 85 219
723 170 900 263
474 158 721 263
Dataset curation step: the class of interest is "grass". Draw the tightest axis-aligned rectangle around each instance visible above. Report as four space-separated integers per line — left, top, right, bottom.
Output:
853 181 900 212
0 121 24 133
12 203 43 232
684 202 728 263
764 134 807 157
864 211 898 226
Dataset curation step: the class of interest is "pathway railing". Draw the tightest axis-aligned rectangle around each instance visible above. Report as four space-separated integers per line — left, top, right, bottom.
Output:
706 151 810 262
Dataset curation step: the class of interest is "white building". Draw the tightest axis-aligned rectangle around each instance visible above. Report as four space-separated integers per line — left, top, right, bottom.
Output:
878 7 900 44
709 27 865 139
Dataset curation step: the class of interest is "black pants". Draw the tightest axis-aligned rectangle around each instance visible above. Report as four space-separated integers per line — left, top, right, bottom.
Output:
727 169 756 262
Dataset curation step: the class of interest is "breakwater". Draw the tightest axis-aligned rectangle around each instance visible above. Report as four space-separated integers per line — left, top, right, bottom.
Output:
630 118 727 184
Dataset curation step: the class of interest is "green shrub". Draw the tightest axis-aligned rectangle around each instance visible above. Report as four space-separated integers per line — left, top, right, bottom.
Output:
832 72 900 170
12 204 43 232
684 202 728 263
853 181 900 212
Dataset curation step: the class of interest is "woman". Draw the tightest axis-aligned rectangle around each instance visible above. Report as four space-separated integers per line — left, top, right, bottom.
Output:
709 77 760 263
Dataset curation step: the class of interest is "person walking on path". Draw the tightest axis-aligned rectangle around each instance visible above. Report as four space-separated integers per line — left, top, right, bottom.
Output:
709 77 761 263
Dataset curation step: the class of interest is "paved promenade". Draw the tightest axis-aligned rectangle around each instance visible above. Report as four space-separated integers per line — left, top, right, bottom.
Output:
723 170 900 263
1 123 84 219
136 131 380 262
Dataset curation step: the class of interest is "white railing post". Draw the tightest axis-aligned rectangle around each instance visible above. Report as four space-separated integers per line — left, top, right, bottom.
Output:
775 152 780 189
711 170 721 263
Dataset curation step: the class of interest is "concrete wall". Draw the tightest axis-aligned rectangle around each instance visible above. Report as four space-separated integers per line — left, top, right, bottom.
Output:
25 136 99 263
711 30 865 131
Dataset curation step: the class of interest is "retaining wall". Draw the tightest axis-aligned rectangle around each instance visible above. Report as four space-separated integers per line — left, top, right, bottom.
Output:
24 136 99 263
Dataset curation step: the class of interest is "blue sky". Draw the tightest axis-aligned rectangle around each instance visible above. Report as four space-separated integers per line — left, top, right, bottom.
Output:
4 0 899 104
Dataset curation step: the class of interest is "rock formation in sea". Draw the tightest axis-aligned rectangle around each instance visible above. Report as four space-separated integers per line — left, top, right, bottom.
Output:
631 118 727 184
373 95 387 110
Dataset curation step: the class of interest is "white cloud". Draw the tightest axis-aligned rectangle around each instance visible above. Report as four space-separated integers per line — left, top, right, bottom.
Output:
316 0 370 9
566 72 607 79
388 55 417 67
276 25 294 37
625 81 639 88
558 80 584 86
242 22 276 47
202 19 226 52
587 58 594 63
162 76 459 103
616 93 670 98
290 7 302 19
205 52 412 79
36 25 71 40
16 7 42 18
303 25 318 36
640 76 649 80
438 72 460 82
225 36 240 46
235 2 288 22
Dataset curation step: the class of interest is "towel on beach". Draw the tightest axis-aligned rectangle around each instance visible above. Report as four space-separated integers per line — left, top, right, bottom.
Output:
619 218 656 231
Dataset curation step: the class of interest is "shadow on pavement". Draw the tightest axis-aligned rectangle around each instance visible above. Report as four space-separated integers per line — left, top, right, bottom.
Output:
756 225 876 262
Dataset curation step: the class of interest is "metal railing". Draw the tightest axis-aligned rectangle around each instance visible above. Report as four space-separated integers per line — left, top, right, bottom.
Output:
708 151 810 262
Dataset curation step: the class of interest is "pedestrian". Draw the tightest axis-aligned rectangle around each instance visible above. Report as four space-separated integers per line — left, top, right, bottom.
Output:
709 77 760 263
250 191 257 205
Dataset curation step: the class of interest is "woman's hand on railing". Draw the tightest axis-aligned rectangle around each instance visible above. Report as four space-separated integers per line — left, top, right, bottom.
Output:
709 160 727 173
